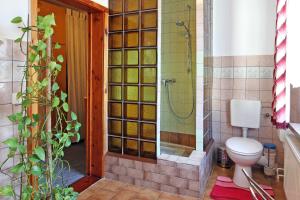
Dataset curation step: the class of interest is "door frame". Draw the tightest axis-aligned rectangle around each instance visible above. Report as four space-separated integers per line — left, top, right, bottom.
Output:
30 0 108 192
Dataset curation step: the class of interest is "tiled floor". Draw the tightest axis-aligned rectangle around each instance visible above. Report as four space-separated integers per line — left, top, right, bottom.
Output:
78 165 286 200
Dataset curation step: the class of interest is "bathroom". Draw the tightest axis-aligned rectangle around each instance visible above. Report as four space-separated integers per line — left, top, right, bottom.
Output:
0 0 300 199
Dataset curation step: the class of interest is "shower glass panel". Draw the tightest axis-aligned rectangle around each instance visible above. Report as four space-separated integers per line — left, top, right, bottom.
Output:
160 0 196 157
108 0 158 159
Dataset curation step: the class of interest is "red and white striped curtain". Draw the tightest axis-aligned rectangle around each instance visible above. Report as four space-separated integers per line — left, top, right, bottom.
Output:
271 0 289 129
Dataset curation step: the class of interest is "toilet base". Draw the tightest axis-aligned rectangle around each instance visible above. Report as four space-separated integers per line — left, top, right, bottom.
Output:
233 165 252 188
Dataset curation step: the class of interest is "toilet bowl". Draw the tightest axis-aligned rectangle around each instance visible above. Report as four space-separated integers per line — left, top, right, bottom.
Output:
226 137 263 188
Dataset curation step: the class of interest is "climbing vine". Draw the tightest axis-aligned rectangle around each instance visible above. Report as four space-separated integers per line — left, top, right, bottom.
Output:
0 14 80 199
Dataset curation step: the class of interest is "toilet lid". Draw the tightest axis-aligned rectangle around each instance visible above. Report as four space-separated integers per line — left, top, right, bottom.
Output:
226 137 263 155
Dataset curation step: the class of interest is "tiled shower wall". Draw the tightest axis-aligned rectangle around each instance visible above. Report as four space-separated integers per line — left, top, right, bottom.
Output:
211 55 284 166
160 0 196 136
0 39 26 189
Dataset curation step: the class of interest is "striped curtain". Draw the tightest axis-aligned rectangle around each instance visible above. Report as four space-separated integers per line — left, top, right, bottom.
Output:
271 0 288 129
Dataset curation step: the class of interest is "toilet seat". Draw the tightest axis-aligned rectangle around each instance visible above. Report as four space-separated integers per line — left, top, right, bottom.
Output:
226 137 263 156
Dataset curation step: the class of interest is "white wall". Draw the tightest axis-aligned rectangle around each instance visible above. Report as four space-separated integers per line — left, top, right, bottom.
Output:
92 0 108 8
0 0 108 40
0 0 29 40
213 0 276 56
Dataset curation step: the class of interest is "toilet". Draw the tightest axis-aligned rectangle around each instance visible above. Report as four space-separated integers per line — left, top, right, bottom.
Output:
225 99 263 188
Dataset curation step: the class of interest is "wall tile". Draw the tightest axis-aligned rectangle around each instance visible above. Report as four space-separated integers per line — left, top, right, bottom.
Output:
220 79 233 90
246 56 260 67
0 126 14 148
0 83 12 104
233 79 246 90
221 68 233 78
246 67 260 79
0 61 13 82
233 56 247 67
221 56 234 67
259 55 274 67
233 90 245 99
12 41 26 62
259 67 273 79
0 105 13 126
260 79 273 90
233 67 246 78
260 90 272 103
246 79 259 90
246 90 259 100
0 39 12 60
13 62 25 82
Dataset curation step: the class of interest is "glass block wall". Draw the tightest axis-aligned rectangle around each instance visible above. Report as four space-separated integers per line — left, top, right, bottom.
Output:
108 0 158 159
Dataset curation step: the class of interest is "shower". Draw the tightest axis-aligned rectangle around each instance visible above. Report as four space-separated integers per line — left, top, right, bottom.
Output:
163 4 195 120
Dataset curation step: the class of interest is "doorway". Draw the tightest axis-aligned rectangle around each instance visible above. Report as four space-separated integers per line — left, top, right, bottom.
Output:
31 0 107 192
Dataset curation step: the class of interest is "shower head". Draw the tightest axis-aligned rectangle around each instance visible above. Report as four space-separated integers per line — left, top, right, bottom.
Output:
176 21 185 27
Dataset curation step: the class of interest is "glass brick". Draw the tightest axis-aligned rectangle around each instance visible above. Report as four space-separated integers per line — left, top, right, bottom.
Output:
141 86 156 102
141 141 156 159
124 139 138 156
108 136 122 153
125 68 139 84
141 0 157 10
109 68 122 83
125 86 139 101
109 102 122 118
109 50 122 66
141 30 157 47
125 14 139 30
125 103 139 120
124 121 139 138
141 11 157 29
141 49 157 65
108 119 122 136
141 68 156 84
141 104 156 121
141 123 156 140
125 32 139 48
125 49 139 65
109 15 123 32
109 86 122 100
109 33 123 49
124 0 140 12
109 0 123 14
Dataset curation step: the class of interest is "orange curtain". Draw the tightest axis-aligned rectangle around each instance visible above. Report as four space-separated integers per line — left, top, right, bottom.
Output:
66 9 88 140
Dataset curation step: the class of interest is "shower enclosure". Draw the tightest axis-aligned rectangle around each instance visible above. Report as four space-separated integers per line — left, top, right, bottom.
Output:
160 0 196 156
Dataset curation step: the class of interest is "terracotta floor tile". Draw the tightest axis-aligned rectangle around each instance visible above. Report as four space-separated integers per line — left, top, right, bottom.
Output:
112 190 138 200
78 164 285 200
79 189 116 200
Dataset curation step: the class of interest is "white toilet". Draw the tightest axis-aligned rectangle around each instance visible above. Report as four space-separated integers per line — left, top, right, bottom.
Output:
225 99 263 188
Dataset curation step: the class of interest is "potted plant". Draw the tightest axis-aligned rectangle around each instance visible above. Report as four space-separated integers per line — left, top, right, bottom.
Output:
0 14 81 200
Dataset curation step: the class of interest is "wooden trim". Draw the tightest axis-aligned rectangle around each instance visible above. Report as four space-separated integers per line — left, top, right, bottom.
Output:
71 175 100 193
42 0 108 12
31 0 106 191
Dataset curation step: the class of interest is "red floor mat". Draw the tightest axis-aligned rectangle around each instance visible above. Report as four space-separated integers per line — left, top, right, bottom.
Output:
210 176 274 200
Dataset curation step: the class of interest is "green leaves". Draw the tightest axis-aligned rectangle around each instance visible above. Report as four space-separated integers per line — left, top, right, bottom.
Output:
0 185 14 197
33 147 45 161
57 55 64 63
71 112 77 121
61 91 67 102
31 165 42 176
52 96 60 108
10 163 25 174
3 137 18 150
52 82 60 92
54 42 61 49
11 16 22 24
62 102 69 112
